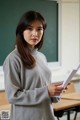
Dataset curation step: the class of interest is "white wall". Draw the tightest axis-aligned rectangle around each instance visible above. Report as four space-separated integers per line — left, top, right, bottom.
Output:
51 0 80 82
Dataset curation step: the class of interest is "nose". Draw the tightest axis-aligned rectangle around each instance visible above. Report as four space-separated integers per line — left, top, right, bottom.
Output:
32 29 38 36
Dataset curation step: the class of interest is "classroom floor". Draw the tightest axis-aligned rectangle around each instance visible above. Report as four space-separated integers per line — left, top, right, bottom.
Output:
55 111 80 120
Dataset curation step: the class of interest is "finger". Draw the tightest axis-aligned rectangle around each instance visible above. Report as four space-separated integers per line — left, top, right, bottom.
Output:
55 86 64 91
52 82 63 86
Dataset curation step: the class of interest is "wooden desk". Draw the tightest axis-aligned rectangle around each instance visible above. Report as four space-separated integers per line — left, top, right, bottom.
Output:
52 99 80 111
0 98 80 120
0 104 10 111
61 92 80 100
52 99 80 120
0 91 8 105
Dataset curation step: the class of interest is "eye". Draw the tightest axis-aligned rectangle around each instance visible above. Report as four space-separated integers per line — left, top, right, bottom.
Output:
27 26 33 31
37 27 43 31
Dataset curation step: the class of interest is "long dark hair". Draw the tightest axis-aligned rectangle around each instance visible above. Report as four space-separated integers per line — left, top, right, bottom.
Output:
16 10 47 68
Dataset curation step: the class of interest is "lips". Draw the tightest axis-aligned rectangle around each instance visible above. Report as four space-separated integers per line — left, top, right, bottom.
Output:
31 38 38 42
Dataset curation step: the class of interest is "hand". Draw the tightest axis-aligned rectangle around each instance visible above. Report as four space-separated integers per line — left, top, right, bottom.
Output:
62 82 71 93
47 82 64 97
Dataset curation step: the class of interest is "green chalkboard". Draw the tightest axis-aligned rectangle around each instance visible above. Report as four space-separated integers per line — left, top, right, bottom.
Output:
0 0 58 65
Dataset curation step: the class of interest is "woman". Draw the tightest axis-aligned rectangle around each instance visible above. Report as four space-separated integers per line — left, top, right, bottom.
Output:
3 11 64 120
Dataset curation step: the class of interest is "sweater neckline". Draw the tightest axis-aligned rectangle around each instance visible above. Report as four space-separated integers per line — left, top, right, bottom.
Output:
29 47 38 53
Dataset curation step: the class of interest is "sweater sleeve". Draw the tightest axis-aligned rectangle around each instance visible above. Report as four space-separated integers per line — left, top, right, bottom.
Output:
3 56 51 106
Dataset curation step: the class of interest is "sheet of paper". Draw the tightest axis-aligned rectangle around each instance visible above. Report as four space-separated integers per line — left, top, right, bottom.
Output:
61 64 80 88
53 64 80 98
61 69 77 88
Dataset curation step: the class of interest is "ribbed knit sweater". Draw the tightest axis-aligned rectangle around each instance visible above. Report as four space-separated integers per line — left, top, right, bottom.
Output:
3 48 57 120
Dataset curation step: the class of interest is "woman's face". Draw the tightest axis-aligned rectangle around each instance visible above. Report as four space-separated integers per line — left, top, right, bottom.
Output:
23 20 44 48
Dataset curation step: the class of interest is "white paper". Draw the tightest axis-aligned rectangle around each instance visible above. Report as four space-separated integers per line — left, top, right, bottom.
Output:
61 64 80 88
52 64 80 98
61 70 77 88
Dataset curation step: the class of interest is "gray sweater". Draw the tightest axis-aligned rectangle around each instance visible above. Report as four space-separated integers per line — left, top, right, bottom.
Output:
3 48 57 120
